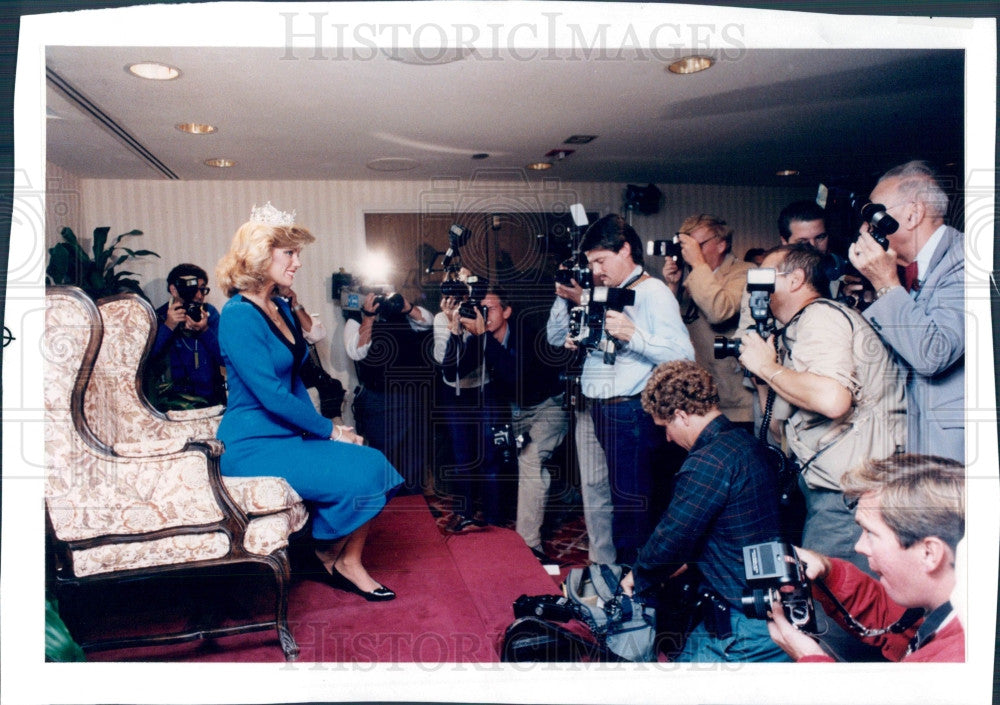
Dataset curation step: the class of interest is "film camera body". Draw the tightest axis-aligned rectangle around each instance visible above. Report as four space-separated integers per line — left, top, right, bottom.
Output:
490 423 528 466
440 273 488 321
741 541 817 633
714 267 776 358
646 235 684 266
174 275 206 322
568 286 636 365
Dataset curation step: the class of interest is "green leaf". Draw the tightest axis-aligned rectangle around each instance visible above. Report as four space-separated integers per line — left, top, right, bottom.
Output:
122 248 160 258
91 226 110 261
109 229 143 250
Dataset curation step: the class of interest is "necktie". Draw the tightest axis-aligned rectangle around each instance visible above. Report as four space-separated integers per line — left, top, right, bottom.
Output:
902 261 919 292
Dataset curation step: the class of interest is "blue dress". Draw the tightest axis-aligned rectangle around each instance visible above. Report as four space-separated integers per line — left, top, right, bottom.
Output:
217 294 402 540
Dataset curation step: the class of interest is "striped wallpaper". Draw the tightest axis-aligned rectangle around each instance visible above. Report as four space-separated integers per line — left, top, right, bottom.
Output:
44 163 811 418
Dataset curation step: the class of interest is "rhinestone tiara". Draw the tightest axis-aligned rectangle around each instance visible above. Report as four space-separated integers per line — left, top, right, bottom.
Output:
249 201 296 227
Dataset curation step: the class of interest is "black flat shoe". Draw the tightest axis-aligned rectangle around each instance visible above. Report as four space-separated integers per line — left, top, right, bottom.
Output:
324 565 396 602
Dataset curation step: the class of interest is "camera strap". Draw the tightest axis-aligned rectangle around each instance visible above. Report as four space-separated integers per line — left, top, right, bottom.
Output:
813 577 923 639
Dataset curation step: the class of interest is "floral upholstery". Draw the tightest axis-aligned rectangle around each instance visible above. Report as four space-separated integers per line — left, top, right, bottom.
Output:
88 294 304 521
45 288 306 573
45 287 302 659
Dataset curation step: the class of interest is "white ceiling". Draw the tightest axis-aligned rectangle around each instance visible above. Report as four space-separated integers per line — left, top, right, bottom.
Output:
45 45 964 187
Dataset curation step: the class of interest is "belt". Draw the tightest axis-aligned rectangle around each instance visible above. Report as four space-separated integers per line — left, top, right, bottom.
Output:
590 394 640 405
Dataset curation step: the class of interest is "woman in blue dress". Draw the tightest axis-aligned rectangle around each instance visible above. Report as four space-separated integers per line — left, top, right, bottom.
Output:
215 203 402 601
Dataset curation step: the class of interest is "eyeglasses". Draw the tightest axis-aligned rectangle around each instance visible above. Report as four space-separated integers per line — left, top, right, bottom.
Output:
196 286 211 295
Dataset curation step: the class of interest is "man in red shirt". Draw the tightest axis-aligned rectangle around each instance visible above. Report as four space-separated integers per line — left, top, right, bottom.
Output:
767 454 964 662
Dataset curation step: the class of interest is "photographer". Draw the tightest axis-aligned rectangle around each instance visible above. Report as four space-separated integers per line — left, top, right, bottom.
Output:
661 213 753 428
433 272 505 532
767 454 965 663
620 360 789 662
738 244 906 570
148 263 225 409
848 160 965 462
548 214 694 564
344 290 433 494
474 288 572 560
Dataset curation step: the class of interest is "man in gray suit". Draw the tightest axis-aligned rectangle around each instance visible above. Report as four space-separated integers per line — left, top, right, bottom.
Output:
849 160 965 462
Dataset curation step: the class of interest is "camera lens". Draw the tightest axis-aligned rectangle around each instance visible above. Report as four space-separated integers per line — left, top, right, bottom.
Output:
740 589 772 620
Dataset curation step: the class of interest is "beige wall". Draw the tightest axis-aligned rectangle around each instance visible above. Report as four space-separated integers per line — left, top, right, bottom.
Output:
45 165 811 416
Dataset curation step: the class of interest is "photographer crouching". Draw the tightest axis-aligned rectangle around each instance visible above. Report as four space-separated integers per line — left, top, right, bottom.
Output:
147 263 226 409
766 454 965 662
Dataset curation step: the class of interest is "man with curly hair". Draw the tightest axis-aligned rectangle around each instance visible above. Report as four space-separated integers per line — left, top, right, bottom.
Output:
621 359 788 662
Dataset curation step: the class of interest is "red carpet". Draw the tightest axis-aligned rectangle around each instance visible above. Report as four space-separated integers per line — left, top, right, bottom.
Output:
81 495 565 662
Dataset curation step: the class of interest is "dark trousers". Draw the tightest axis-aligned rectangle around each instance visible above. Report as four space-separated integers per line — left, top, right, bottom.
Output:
439 385 508 524
353 385 426 495
590 396 662 564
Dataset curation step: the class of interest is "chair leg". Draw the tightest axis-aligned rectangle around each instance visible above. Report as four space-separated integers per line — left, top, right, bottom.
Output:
264 549 300 661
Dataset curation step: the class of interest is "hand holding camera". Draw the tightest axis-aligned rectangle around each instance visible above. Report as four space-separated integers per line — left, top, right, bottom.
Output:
736 329 780 384
849 230 901 292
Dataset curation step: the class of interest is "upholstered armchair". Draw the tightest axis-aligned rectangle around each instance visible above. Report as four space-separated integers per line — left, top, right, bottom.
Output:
45 286 307 660
89 292 303 520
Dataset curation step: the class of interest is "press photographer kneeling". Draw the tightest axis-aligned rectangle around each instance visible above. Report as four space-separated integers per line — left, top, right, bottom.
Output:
765 454 965 663
620 360 790 663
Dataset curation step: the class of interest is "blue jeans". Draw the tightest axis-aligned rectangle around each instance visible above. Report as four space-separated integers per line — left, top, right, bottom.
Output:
590 396 661 563
674 609 792 662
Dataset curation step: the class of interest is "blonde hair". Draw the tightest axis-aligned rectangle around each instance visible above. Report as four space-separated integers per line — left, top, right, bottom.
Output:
216 222 315 297
842 454 964 552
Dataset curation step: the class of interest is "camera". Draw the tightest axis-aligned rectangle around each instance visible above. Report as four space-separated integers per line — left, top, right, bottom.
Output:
513 594 578 622
713 267 777 359
490 423 526 466
340 283 404 319
858 202 897 250
459 299 488 320
443 272 488 305
567 286 636 360
554 257 594 289
740 541 816 633
174 275 205 322
646 236 684 265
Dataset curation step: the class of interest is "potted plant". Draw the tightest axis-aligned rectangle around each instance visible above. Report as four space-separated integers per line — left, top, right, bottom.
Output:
46 226 159 300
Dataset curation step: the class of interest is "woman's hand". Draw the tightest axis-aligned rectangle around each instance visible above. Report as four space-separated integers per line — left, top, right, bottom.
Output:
331 424 364 445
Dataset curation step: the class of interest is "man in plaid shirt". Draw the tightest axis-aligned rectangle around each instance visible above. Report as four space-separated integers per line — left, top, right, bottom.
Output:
622 359 789 662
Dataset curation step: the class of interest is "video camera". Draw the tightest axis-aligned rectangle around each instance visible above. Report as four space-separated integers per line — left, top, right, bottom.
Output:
568 286 636 365
339 282 406 319
713 267 776 358
554 203 594 290
646 235 684 266
174 275 206 322
741 541 816 633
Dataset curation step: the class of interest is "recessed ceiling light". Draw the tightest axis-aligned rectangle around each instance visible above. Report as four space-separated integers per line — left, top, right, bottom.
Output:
776 169 800 177
176 123 217 135
204 157 235 168
366 157 420 172
127 62 181 80
667 56 714 75
527 162 552 171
